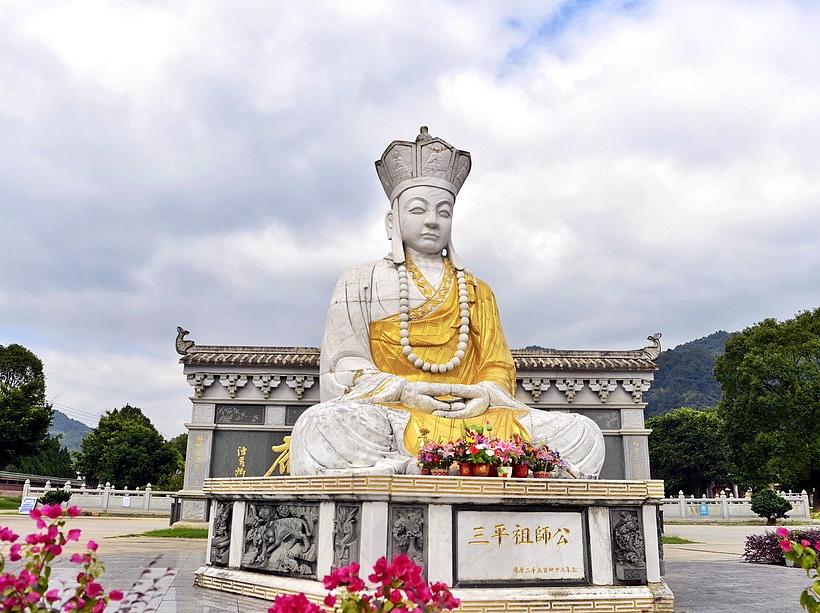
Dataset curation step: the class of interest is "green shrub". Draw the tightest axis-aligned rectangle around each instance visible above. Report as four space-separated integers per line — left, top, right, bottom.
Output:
751 489 793 524
37 489 72 506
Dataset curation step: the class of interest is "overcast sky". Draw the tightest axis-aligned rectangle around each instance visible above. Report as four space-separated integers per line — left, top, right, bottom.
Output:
2 0 820 436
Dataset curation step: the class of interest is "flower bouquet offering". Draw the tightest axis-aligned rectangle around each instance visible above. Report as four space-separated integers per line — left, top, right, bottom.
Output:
775 528 819 612
269 554 459 613
493 439 525 478
529 443 566 478
461 425 498 477
417 441 454 475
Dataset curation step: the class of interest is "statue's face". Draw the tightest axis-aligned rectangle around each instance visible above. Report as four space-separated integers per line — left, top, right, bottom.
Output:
395 185 454 255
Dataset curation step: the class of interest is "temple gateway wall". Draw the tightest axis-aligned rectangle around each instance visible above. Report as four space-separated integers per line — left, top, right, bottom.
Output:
176 334 660 520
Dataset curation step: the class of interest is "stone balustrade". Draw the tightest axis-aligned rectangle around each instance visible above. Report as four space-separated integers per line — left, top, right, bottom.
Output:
660 490 812 520
21 479 177 516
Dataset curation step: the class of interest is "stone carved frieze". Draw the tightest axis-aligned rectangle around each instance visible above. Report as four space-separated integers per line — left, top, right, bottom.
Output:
333 504 361 569
555 379 584 403
215 405 264 425
588 379 618 403
242 503 319 578
389 505 426 572
209 502 232 566
252 375 282 400
610 508 646 584
622 379 651 403
187 373 215 399
521 378 550 402
219 374 248 399
286 375 315 400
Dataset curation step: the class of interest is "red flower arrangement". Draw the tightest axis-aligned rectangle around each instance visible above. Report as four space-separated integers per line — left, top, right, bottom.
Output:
268 554 459 613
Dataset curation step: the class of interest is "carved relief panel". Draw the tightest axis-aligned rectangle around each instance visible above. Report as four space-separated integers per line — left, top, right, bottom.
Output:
241 503 319 578
209 501 232 567
609 508 647 584
333 504 361 569
388 504 427 575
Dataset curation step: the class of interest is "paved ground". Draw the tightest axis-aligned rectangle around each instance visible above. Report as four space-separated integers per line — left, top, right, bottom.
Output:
1 516 817 611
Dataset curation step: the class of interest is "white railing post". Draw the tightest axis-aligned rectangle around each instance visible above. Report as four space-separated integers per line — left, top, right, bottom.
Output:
102 482 111 511
22 479 30 499
44 480 51 492
801 490 811 519
144 483 152 511
720 491 729 519
678 491 686 518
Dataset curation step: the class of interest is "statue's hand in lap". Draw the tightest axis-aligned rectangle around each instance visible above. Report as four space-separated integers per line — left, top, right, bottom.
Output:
399 381 454 414
431 383 490 419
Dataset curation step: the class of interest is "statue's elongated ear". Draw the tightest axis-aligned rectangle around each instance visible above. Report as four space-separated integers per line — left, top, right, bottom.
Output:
389 199 406 264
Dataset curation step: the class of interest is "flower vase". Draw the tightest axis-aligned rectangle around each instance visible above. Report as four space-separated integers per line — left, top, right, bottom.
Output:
420 467 431 475
430 467 449 476
472 463 491 477
458 462 473 477
512 464 530 478
533 470 552 479
497 466 513 478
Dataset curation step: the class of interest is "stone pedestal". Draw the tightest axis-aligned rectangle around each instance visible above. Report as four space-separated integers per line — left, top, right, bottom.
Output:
194 475 673 612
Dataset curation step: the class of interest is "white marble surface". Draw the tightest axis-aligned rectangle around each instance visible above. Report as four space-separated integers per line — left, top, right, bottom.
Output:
427 504 454 584
228 501 246 568
588 507 614 585
455 510 585 582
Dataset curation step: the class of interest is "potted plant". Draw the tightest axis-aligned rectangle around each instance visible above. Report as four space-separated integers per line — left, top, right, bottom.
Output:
511 435 531 478
451 438 472 476
530 443 562 478
494 439 524 478
462 426 497 477
417 441 453 475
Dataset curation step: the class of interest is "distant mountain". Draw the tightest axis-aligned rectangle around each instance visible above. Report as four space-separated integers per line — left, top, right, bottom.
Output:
643 330 732 416
49 410 92 451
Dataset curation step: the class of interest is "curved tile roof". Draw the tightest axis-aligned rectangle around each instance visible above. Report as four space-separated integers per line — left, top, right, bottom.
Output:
181 346 656 371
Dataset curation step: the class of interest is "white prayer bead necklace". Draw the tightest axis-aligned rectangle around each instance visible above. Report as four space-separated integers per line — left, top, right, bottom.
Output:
397 262 469 373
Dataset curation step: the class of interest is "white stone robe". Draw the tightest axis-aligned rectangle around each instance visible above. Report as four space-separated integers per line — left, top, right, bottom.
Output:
290 259 605 478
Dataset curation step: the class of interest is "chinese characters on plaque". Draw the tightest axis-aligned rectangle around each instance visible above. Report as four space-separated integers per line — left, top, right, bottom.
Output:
456 511 585 582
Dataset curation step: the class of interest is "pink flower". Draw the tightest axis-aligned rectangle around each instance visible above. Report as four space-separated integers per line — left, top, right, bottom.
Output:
42 503 63 519
86 581 103 598
390 589 403 604
92 601 105 613
29 508 42 520
776 527 789 538
25 592 40 604
0 527 19 542
9 543 22 561
67 529 82 542
70 553 84 564
67 506 81 517
801 539 811 547
779 540 793 552
815 542 820 551
47 544 63 556
268 593 321 613
323 594 336 607
87 539 98 551
45 589 60 602
108 590 124 601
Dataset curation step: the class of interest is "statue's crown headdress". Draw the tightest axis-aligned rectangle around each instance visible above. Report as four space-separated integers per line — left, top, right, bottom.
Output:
375 126 472 203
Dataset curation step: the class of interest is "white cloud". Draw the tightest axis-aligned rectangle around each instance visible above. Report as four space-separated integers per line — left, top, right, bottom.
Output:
2 1 820 434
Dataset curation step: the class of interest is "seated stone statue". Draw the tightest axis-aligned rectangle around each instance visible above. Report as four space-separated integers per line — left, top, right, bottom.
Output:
290 127 604 478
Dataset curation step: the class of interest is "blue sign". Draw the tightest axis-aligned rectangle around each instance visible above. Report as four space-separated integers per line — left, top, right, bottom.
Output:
699 503 709 517
18 496 37 515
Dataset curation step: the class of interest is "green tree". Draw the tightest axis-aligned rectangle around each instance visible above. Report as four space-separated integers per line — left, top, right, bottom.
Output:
0 344 53 468
7 435 75 478
647 407 733 496
169 433 188 459
74 405 181 488
715 309 820 507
